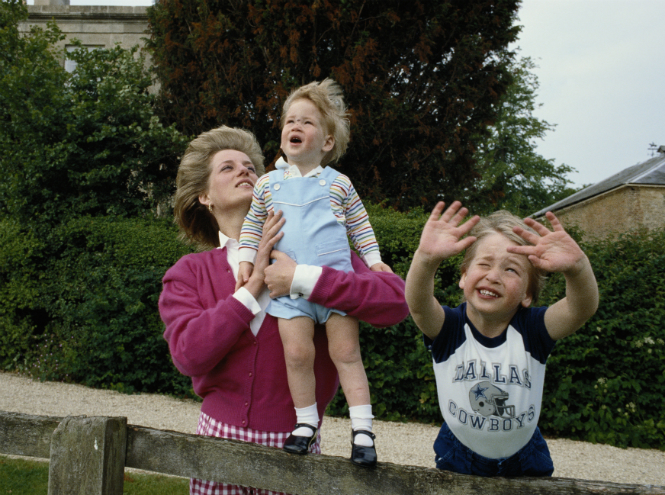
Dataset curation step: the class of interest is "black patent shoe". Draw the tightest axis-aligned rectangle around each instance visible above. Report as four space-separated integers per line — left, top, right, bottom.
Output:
283 424 318 455
351 430 377 467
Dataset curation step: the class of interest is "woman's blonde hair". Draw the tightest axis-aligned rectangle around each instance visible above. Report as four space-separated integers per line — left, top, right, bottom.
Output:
174 126 265 248
460 210 547 304
281 78 350 166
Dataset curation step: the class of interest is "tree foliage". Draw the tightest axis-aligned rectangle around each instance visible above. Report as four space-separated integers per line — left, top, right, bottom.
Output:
466 56 579 216
0 0 189 230
146 0 521 209
0 0 193 392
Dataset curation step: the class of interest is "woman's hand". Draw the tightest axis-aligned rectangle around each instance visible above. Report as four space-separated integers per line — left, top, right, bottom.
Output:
264 250 297 298
242 211 284 298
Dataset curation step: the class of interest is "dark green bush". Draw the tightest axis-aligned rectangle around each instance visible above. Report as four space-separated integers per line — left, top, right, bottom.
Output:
538 228 665 449
0 217 196 396
2 202 664 449
330 210 665 450
327 205 463 422
0 220 45 371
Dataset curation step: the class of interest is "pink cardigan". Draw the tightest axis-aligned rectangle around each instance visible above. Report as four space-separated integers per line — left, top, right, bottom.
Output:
159 248 408 432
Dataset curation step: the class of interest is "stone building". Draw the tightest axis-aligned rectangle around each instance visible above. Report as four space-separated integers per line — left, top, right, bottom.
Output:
19 2 149 71
531 147 665 240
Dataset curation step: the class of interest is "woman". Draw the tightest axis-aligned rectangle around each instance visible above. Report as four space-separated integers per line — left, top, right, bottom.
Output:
158 126 408 495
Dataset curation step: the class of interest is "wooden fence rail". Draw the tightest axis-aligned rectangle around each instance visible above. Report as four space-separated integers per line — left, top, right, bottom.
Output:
1 410 664 495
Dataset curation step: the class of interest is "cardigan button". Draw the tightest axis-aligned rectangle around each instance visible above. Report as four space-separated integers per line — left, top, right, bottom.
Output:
249 372 253 377
319 179 326 186
245 402 249 407
242 420 246 425
273 183 281 191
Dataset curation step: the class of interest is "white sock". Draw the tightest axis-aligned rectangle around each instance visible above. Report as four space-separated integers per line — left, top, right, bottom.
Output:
293 403 318 437
349 405 374 447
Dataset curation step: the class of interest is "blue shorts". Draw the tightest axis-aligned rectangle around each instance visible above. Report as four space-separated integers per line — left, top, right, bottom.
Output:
434 422 554 477
267 296 346 324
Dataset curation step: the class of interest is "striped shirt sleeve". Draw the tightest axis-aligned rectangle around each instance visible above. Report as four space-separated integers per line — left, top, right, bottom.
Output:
330 174 381 266
239 175 273 262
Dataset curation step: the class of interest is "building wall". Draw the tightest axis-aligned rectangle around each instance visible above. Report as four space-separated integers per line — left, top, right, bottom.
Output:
551 185 665 240
19 5 149 56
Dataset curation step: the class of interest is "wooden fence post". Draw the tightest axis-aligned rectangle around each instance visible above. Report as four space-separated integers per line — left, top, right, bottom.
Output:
47 416 127 495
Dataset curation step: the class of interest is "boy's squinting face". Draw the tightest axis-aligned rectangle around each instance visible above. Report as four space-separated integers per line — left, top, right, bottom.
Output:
459 233 533 324
281 98 333 168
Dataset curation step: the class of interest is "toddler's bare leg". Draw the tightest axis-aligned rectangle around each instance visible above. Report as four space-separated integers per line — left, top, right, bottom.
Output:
325 314 370 407
280 316 319 455
278 316 316 408
326 314 377 465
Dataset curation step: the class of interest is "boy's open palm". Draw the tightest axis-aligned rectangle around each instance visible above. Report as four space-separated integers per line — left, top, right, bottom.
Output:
418 201 479 262
508 212 587 275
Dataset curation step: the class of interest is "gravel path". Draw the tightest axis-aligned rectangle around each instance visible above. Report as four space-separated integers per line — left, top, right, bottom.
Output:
1 371 664 486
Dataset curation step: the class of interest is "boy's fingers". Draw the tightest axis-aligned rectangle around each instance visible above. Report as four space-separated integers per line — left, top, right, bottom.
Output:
545 211 564 231
513 225 541 244
459 215 480 234
440 201 463 222
506 244 536 256
450 207 469 226
458 236 477 251
429 201 446 221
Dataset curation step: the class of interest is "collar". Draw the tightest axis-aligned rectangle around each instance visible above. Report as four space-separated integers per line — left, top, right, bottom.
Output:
287 164 323 178
275 157 323 177
218 231 238 249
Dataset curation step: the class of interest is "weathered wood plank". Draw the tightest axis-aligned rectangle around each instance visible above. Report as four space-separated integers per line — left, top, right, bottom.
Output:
48 416 127 495
2 411 664 495
124 424 665 495
0 410 61 458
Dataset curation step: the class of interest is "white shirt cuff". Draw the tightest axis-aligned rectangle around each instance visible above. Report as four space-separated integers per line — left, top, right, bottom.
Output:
363 251 383 269
290 264 323 299
233 287 262 315
238 248 257 264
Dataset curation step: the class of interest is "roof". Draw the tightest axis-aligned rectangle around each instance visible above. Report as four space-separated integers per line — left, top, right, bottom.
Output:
531 152 665 217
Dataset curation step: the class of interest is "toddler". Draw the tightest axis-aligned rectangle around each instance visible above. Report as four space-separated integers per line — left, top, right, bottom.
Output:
238 79 391 467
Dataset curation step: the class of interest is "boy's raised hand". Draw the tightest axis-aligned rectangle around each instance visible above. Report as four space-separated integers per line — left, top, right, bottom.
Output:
507 212 587 275
417 201 480 264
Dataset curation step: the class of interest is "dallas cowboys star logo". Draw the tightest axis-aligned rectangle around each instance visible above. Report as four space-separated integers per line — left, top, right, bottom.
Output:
471 383 489 401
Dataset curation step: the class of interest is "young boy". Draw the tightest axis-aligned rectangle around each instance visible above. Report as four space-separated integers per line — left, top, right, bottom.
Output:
238 79 391 467
405 201 599 477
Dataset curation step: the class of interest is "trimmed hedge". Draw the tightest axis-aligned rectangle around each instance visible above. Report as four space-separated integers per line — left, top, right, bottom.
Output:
537 228 665 449
1 208 663 449
0 217 195 396
329 208 665 450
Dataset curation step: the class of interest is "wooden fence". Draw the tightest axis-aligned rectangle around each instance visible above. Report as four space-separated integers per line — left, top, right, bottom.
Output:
1 410 664 495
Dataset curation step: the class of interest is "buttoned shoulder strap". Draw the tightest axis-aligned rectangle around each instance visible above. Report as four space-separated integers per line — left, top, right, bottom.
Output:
268 168 286 184
321 166 340 182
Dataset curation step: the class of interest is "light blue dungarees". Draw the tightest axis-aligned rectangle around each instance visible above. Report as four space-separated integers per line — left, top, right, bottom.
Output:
266 166 353 324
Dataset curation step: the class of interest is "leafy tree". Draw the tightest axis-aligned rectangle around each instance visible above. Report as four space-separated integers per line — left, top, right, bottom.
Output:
0 0 189 230
0 1 193 392
146 0 521 209
465 56 579 216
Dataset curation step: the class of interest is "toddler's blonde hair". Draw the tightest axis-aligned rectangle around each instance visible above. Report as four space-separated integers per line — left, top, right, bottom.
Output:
281 78 350 165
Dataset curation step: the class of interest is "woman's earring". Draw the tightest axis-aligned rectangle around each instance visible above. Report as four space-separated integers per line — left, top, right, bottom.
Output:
208 204 213 213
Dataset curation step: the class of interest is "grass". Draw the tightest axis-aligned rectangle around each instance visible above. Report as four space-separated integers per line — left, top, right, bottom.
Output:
0 456 189 495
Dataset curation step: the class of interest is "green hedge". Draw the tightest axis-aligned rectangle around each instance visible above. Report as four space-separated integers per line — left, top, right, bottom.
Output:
329 208 665 450
0 217 195 396
1 208 664 449
537 228 665 449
